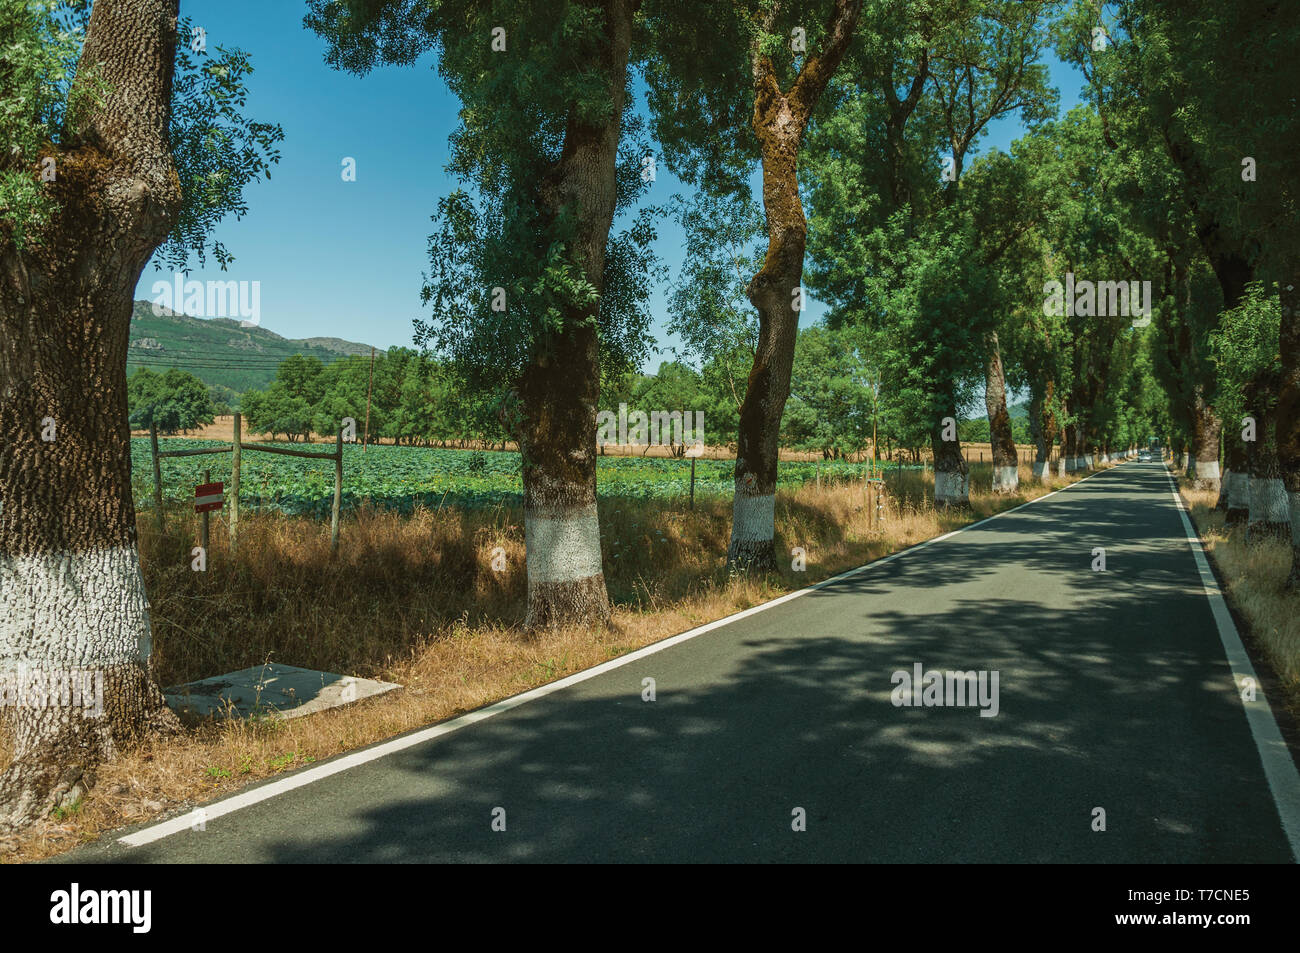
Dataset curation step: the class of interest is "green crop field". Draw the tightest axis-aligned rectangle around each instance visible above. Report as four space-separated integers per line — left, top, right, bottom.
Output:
131 438 909 518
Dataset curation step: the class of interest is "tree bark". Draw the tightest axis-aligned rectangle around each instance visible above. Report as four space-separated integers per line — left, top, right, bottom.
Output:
1054 397 1068 476
1030 380 1057 480
1028 391 1048 479
984 331 1018 493
728 0 861 570
1245 367 1289 541
518 0 636 625
0 0 183 828
1275 277 1300 583
1188 391 1222 492
932 395 969 508
1215 412 1231 511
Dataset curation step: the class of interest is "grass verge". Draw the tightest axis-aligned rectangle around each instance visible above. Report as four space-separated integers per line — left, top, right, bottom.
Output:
1178 481 1300 724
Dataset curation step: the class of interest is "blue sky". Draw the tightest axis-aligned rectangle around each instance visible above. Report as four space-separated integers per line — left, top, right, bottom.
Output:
138 1 1085 371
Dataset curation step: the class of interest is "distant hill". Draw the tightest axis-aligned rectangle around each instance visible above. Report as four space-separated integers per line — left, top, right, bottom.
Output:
128 300 383 395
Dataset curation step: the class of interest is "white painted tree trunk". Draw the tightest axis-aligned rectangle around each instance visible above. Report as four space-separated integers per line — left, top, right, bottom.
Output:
1227 471 1251 523
991 465 1019 493
729 493 777 566
0 548 153 666
1248 476 1290 538
523 502 607 625
0 547 168 822
934 469 970 506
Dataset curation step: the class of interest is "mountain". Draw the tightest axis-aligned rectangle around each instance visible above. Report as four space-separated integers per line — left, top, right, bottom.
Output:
128 301 384 395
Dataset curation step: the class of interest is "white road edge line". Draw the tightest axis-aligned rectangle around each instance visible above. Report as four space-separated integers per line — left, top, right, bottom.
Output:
1164 467 1300 861
120 464 1116 848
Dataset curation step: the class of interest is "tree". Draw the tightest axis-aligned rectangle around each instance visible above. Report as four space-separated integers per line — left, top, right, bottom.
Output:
908 0 1054 503
241 354 324 442
310 0 657 626
803 0 1055 507
0 0 281 827
1055 2 1221 486
644 0 862 568
127 367 216 434
1062 1 1298 519
1211 285 1284 534
782 323 873 458
664 190 764 450
312 353 372 443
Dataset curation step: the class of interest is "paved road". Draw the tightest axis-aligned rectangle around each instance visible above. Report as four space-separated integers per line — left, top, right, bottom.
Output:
67 462 1299 862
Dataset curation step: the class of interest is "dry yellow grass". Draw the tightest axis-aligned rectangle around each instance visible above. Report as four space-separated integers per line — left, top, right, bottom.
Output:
1178 482 1300 721
1 461 1084 861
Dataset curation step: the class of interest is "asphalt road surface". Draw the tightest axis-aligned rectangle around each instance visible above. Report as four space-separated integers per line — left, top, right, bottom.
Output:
66 461 1300 863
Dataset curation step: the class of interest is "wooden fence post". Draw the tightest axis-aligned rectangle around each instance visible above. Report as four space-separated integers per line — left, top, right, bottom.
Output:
230 412 241 552
150 421 164 534
331 426 343 552
689 455 696 511
200 467 211 564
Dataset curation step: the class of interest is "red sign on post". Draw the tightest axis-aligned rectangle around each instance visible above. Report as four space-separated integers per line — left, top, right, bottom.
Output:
194 482 224 513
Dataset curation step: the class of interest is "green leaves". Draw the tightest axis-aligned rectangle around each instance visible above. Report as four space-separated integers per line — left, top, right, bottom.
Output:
0 0 83 247
157 20 285 272
127 368 217 435
0 3 280 264
1210 282 1282 431
312 2 658 407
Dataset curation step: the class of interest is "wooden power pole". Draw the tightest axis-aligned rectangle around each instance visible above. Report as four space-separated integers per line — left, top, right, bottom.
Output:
363 346 375 452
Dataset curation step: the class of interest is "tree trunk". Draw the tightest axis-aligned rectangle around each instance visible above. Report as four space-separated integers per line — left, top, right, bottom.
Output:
1054 397 1069 476
0 0 183 829
518 0 635 626
1215 467 1231 510
518 330 609 628
1275 277 1300 583
727 0 861 571
1215 418 1233 512
1063 421 1079 472
1028 382 1056 480
932 403 969 508
984 332 1018 494
1028 393 1046 478
1245 367 1290 541
1188 390 1222 491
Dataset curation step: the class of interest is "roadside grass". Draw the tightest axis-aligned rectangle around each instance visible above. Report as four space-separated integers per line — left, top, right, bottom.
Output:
1 460 1088 861
1178 482 1300 722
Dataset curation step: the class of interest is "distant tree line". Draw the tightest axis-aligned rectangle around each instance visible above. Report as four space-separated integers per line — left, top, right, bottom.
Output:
238 350 509 446
132 321 1042 455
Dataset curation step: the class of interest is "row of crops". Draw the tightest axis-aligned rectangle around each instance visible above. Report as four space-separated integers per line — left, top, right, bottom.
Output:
132 438 923 519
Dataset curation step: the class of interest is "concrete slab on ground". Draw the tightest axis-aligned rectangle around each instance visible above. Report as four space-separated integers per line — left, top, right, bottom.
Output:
164 664 400 721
